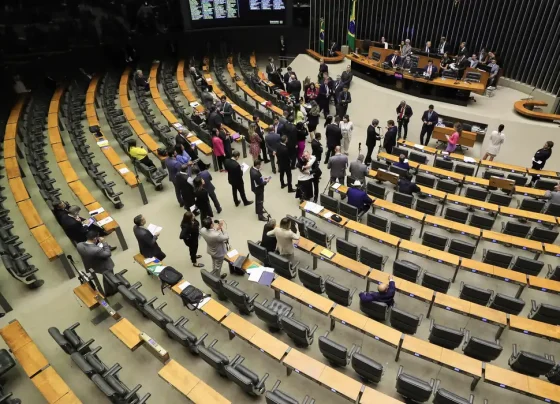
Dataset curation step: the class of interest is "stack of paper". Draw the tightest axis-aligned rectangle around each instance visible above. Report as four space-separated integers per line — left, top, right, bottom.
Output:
332 183 341 190
240 163 250 173
192 139 203 146
414 144 424 150
304 202 324 214
147 224 162 235
186 132 194 138
323 211 334 219
97 217 114 227
464 157 476 163
227 249 239 258
89 207 105 216
96 140 109 147
189 102 200 107
196 297 211 308
177 281 191 291
247 266 275 285
119 167 130 175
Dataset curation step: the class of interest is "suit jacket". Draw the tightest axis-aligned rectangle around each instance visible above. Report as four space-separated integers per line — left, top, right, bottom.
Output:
265 132 281 153
437 42 449 54
208 111 222 131
359 281 396 306
224 158 244 185
328 154 348 178
279 39 287 54
250 167 266 194
76 241 114 274
423 45 433 53
383 127 398 149
325 124 342 148
134 225 164 259
341 71 353 87
311 139 323 162
266 62 277 76
458 46 468 56
60 215 88 243
165 157 182 182
200 228 229 258
421 110 439 127
366 125 381 147
175 133 189 149
287 80 302 97
337 91 352 106
319 63 329 74
282 122 298 148
318 82 331 98
220 102 233 125
276 143 291 170
176 172 196 208
385 54 401 66
198 170 215 192
201 92 214 109
349 161 368 182
424 64 438 78
396 104 413 120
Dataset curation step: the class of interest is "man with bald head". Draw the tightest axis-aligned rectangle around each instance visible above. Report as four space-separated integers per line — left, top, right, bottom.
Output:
359 276 396 306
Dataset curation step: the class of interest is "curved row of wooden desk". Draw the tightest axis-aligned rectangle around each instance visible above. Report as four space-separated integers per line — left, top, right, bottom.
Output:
50 87 127 251
249 53 277 91
514 100 560 122
306 49 345 63
0 320 82 403
4 96 72 277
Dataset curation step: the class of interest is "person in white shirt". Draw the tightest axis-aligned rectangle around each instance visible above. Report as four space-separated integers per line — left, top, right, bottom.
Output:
482 124 505 161
468 54 479 68
296 150 317 202
267 217 300 262
339 114 354 155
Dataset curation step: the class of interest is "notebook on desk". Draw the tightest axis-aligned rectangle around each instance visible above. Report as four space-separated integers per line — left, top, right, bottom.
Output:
320 249 335 259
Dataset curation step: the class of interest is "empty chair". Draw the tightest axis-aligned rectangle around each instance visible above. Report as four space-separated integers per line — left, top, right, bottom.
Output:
225 355 268 396
142 297 173 329
518 198 546 213
409 152 427 164
428 319 464 350
248 240 269 266
546 364 560 385
459 282 494 306
392 146 409 158
507 173 527 186
366 213 388 232
415 173 437 188
336 238 358 260
395 366 434 403
436 179 458 194
268 252 297 279
468 213 494 230
254 298 292 331
359 300 390 321
447 239 476 259
198 339 231 376
462 331 503 362
320 194 339 213
165 317 207 354
534 179 557 190
389 221 415 240
511 256 544 276
454 163 475 176
528 301 560 325
393 192 414 209
318 331 357 367
415 198 439 216
286 215 316 238
0 350 16 381
359 246 388 270
543 202 560 216
222 281 258 314
433 385 478 404
501 221 531 238
482 249 513 268
483 169 504 180
390 165 409 178
366 182 387 199
547 264 560 281
351 347 384 384
421 272 451 293
306 226 333 248
529 227 559 243
444 207 469 224
280 316 318 347
393 260 420 283
421 231 448 251
390 307 423 335
489 293 525 315
201 270 228 300
465 186 488 202
298 267 324 294
340 200 365 221
434 157 453 171
265 380 313 404
487 192 512 207
371 160 389 171
508 344 555 377
325 276 356 306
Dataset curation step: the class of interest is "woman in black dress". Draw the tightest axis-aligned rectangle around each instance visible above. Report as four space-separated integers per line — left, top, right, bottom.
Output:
193 177 213 220
179 211 203 267
261 219 277 252
530 141 554 184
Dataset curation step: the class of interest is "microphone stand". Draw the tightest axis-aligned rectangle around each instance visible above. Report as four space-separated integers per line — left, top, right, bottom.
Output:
522 86 537 101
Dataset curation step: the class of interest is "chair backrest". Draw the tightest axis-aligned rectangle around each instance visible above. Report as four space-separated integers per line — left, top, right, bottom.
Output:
393 260 421 283
390 165 409 178
548 265 560 281
366 182 386 199
225 362 264 396
529 227 559 243
443 207 469 224
389 221 414 240
421 272 451 293
339 201 359 221
506 173 527 186
415 198 438 216
519 198 546 213
433 388 474 404
489 293 525 315
421 231 448 251
268 252 296 279
351 351 384 384
298 267 324 294
390 307 421 335
318 334 349 367
483 169 503 180
366 213 388 232
544 203 560 216
463 334 503 362
409 152 427 164
465 186 488 201
468 213 494 230
336 237 358 260
280 317 314 347
223 283 253 313
511 256 544 276
428 322 465 350
434 157 453 171
198 342 231 376
392 146 409 158
502 221 531 238
306 226 328 248
254 302 281 329
393 192 414 209
415 173 436 188
248 241 269 266
483 249 513 268
396 368 433 402
509 349 555 377
436 179 458 194
200 270 228 300
325 278 353 306
320 194 339 213
359 300 390 321
534 179 557 190
370 160 389 171
359 246 385 270
529 302 560 325
447 239 476 259
459 283 493 306
487 192 512 207
454 163 475 176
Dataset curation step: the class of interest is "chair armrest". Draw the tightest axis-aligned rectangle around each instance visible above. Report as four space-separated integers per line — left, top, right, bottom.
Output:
547 263 553 278
103 363 122 377
131 282 142 289
261 299 268 305
430 378 436 391
429 318 434 332
327 234 335 243
248 293 259 304
194 333 207 347
77 338 95 354
208 339 218 348
229 280 239 287
292 261 301 271
397 365 403 377
145 297 157 306
500 222 505 232
417 314 424 325
68 322 81 331
157 302 167 310
134 393 151 404
323 331 330 338
271 380 281 392
349 287 357 298
349 344 358 358
309 325 318 337
512 343 518 356
123 384 142 401
256 373 269 389
531 299 537 311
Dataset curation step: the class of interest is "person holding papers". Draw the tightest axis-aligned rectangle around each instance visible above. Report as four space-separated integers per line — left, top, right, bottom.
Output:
423 60 438 79
133 215 166 261
267 217 300 262
419 104 439 146
180 212 203 268
224 151 253 207
77 229 117 296
250 159 271 222
347 180 372 215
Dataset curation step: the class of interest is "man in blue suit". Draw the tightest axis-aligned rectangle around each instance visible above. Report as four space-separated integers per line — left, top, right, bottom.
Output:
419 104 439 146
384 50 401 68
423 60 438 79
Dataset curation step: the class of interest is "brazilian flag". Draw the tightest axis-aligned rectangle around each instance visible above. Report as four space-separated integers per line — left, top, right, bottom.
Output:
347 0 356 51
319 18 325 54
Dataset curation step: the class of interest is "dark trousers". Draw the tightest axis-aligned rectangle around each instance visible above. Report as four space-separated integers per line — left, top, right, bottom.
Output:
385 143 394 154
336 104 348 119
279 167 293 190
531 162 543 183
319 98 330 118
231 183 249 204
299 179 313 201
312 177 320 202
217 155 225 170
397 119 409 139
209 190 221 212
330 176 345 185
255 191 264 217
364 144 375 164
184 239 199 263
268 151 277 173
172 180 183 206
260 140 269 162
288 146 298 169
139 156 156 168
419 125 434 146
324 146 336 164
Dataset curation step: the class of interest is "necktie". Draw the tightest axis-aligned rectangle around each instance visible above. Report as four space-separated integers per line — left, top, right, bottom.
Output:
392 56 396 64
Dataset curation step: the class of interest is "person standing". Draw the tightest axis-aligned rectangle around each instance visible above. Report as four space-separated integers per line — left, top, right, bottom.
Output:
249 123 261 161
419 104 439 146
266 217 300 262
383 120 398 154
207 106 222 131
165 147 184 207
200 218 229 279
276 135 295 193
217 124 232 159
341 65 353 88
193 177 213 220
365 119 381 165
396 101 413 140
133 214 166 261
318 58 329 82
307 101 320 139
219 95 233 126
279 36 287 67
445 122 462 154
287 74 302 100
318 77 331 118
336 87 352 119
349 154 368 183
224 151 253 207
324 116 342 163
311 133 323 202
296 122 308 160
261 219 277 252
530 141 554 184
266 57 277 80
77 230 117 296
192 166 221 214
482 124 505 161
282 117 298 169
253 118 269 163
59 205 89 244
211 130 226 172
327 146 348 184
296 150 316 202
250 159 270 221
339 114 354 155
306 83 319 103
179 211 203 268
265 126 281 174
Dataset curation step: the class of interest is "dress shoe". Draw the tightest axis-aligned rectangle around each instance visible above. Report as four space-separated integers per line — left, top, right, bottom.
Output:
281 184 287 189
110 246 117 251
244 201 254 206
217 208 222 214
220 273 227 279
235 201 240 207
258 216 268 222
288 188 296 193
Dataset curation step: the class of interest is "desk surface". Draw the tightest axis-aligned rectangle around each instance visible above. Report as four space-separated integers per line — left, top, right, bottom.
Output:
402 335 443 363
73 283 103 310
199 298 230 322
0 320 32 351
527 376 560 403
282 349 326 380
55 391 82 404
109 319 143 351
159 359 200 397
330 305 369 332
14 342 49 377
32 366 71 403
17 199 43 229
484 363 529 392
509 315 560 341
360 386 402 403
221 313 260 341
318 365 363 401
440 349 482 377
249 329 290 361
8 177 29 202
528 275 560 294
5 157 20 179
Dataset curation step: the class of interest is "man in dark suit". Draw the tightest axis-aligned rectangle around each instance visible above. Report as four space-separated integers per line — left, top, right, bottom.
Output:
336 87 352 119
201 88 214 109
59 205 89 244
254 116 269 163
318 78 332 118
265 57 277 80
224 151 253 207
396 101 413 140
283 66 295 87
437 36 449 55
341 65 353 88
365 119 381 165
176 165 196 211
250 159 270 221
423 41 433 54
192 166 222 214
135 70 149 91
133 214 166 261
423 60 438 79
454 54 469 78
332 75 344 105
318 58 329 81
419 104 439 146
165 147 184 207
279 35 287 67
287 74 302 100
281 117 298 169
276 135 295 193
207 106 222 131
385 50 401 68
219 95 233 126
383 120 398 154
324 116 342 163
77 229 117 296
458 42 468 56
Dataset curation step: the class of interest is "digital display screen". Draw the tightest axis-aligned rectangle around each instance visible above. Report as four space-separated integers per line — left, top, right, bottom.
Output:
249 0 285 11
186 0 286 28
189 0 239 20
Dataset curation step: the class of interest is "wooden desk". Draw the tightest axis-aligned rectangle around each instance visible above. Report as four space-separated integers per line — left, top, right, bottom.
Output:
85 92 95 106
17 199 43 229
55 391 82 404
330 305 369 332
188 382 231 404
48 113 58 129
514 100 560 122
221 313 260 341
249 329 290 361
299 289 335 314
468 303 507 326
306 49 345 63
459 258 495 277
440 349 482 378
129 120 146 136
300 203 348 227
32 366 71 403
373 198 425 222
360 386 402 403
52 142 68 163
527 375 560 403
480 160 527 174
419 163 465 182
433 126 477 148
272 276 305 300
14 342 49 377
73 283 103 310
113 163 138 187
5 123 16 140
31 225 63 260
509 315 560 342
401 336 443 364
318 366 363 401
4 139 16 158
0 320 32 351
527 168 559 180
85 202 118 233
282 349 325 380
122 106 136 121
484 363 529 394
345 219 401 247
58 161 79 183
68 181 96 206
5 157 20 179
311 245 370 278
109 319 143 351
8 177 29 202
527 275 560 295
362 318 402 347
434 293 471 316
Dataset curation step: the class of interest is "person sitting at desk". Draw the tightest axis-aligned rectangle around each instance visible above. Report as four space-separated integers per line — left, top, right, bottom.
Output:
439 52 451 71
423 40 432 54
60 205 90 244
468 54 479 68
401 55 413 70
394 155 411 171
423 59 438 79
397 172 421 195
328 41 338 57
544 184 560 206
359 276 396 306
385 50 401 68
135 70 149 91
347 180 373 214
478 48 489 64
450 55 469 78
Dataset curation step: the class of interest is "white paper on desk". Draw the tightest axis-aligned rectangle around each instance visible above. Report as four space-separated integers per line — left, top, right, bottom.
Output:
96 140 109 147
96 216 114 226
323 211 333 219
248 268 264 282
304 202 324 214
261 101 267 106
173 123 185 131
147 224 162 235
144 257 156 264
464 157 476 163
240 163 250 173
89 207 105 215
186 132 195 138
196 297 211 308
189 102 200 107
119 167 130 175
192 139 203 146
178 281 191 291
227 249 239 258
413 144 424 150
332 183 341 190
152 265 166 275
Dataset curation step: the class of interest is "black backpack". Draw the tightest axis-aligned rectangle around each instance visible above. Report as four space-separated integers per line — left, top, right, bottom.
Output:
158 266 182 295
180 285 206 310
